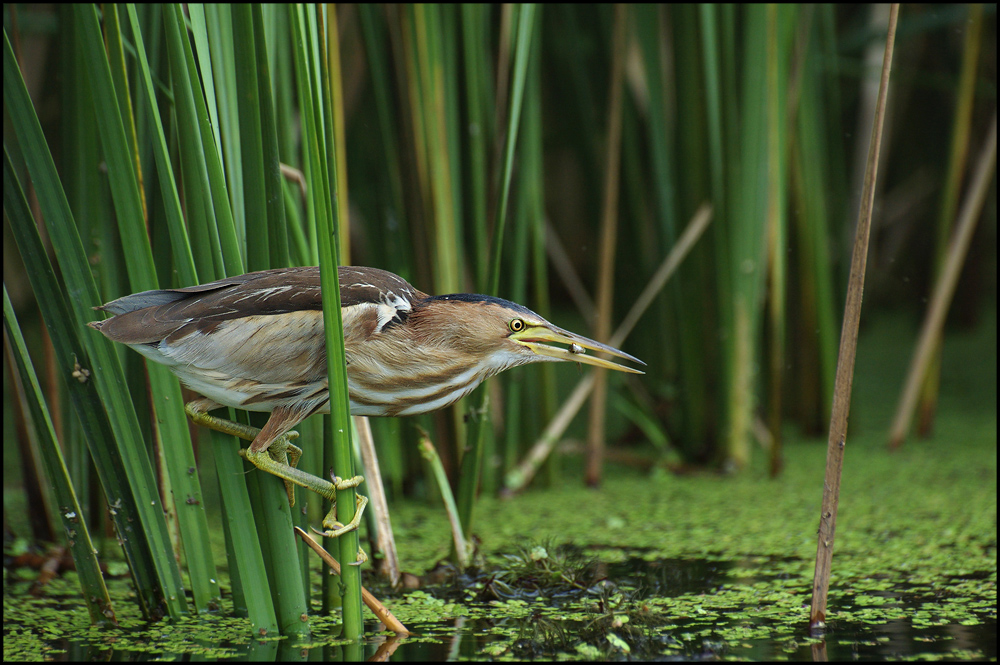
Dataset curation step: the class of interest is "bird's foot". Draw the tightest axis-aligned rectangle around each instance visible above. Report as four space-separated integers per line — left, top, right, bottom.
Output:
312 493 370 565
238 432 303 506
330 474 364 491
242 444 341 511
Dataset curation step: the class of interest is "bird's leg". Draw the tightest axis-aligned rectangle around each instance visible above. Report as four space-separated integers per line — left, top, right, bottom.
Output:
184 399 296 445
184 400 306 505
245 405 369 516
185 400 368 551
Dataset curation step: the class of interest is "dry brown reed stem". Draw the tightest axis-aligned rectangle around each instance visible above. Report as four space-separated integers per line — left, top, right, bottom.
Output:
294 527 411 635
354 415 401 586
809 3 899 634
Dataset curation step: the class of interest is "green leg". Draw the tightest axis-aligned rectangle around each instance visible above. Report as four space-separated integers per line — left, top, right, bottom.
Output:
185 401 305 505
185 401 369 559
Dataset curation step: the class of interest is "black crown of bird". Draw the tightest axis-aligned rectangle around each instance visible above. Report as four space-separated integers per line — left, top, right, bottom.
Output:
90 266 644 549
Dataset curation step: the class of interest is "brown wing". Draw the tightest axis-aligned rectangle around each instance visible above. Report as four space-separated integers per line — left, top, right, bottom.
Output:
89 266 427 344
338 266 427 310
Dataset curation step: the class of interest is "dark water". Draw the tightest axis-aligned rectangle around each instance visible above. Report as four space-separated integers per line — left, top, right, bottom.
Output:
6 550 995 661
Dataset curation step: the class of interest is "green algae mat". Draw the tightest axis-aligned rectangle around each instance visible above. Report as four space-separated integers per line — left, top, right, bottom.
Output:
4 312 996 660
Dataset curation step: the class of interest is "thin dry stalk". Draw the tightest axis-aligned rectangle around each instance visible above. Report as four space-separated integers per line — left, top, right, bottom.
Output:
809 3 899 634
294 527 411 635
354 415 401 586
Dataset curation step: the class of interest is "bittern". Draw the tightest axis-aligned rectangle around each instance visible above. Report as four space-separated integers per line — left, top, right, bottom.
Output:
90 266 644 544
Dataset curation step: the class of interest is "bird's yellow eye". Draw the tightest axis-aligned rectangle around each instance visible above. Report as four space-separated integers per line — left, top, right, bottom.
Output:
508 318 525 333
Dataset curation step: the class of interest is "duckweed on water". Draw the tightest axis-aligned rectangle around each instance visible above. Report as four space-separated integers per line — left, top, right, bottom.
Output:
4 313 996 660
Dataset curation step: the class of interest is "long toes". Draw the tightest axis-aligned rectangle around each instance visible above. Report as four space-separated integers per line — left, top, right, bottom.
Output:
311 523 356 539
330 474 365 490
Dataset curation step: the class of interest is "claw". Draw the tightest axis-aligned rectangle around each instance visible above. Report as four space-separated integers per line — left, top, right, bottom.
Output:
319 494 369 538
329 474 364 491
309 525 369 565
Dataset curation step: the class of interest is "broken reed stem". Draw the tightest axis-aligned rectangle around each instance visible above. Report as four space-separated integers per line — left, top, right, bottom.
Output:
809 3 899 634
294 527 411 635
417 428 471 568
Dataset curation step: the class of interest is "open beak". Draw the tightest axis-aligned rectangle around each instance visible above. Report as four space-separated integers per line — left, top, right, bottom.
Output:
511 324 645 374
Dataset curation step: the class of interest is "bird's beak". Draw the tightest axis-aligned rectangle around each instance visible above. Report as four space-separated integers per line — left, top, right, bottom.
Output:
511 324 645 374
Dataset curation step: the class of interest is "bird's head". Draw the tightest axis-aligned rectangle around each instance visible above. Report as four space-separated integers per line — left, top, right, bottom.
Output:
412 294 644 375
